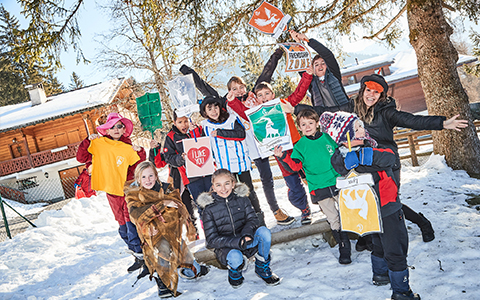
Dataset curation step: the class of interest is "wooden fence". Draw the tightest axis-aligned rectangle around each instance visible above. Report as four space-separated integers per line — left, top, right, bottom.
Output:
394 120 480 166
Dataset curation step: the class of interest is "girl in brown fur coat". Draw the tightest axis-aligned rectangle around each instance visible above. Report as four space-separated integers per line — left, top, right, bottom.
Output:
125 161 208 298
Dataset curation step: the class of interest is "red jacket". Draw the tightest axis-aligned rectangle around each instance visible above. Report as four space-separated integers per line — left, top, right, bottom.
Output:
74 169 96 198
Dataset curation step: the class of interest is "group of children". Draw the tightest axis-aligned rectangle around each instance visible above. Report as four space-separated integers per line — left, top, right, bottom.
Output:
74 30 428 299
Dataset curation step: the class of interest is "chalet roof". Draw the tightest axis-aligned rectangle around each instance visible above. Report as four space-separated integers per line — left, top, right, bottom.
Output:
0 78 126 133
342 49 478 95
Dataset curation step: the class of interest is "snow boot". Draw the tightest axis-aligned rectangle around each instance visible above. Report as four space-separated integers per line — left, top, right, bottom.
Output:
356 235 373 252
332 230 352 264
154 276 174 298
127 254 145 273
274 209 295 226
254 254 280 286
179 265 210 280
256 211 266 227
417 212 435 243
228 265 244 288
371 255 390 286
389 269 420 300
301 206 312 225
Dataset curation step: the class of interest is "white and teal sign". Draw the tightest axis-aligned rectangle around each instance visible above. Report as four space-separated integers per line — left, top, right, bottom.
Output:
245 98 293 157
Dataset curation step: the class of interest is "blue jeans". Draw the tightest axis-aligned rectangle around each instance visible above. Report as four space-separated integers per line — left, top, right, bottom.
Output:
284 173 308 210
118 221 142 253
187 175 212 216
254 157 279 212
226 226 271 269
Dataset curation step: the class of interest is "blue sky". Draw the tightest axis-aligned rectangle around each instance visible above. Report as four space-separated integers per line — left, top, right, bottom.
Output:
1 0 478 89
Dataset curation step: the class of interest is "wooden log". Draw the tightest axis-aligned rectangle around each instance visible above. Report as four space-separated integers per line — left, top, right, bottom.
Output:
194 219 331 265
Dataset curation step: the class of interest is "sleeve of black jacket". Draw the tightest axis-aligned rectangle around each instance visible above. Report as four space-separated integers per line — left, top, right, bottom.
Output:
253 48 284 89
163 135 185 168
384 105 446 131
179 64 220 98
239 197 258 239
215 119 246 140
202 206 243 250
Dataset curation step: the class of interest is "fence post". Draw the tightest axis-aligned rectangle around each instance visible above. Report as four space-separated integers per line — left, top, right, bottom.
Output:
0 195 12 239
407 135 419 166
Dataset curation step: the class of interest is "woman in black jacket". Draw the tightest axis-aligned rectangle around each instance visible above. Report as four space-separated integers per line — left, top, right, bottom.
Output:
197 169 280 289
352 74 468 245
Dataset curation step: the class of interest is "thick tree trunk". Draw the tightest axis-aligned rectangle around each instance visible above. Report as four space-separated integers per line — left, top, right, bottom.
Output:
407 0 480 174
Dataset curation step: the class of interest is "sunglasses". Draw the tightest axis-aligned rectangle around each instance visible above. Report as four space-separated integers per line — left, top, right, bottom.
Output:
110 124 125 130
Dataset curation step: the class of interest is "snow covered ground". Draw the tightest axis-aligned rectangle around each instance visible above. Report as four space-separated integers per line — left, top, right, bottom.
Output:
1 154 479 300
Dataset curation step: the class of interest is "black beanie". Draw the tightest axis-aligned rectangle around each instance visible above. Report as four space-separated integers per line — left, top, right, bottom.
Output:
360 74 389 93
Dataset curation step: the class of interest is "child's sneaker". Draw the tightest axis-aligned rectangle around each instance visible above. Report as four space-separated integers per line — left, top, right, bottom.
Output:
391 289 421 300
301 206 312 225
255 254 281 286
228 266 244 288
127 256 144 273
274 209 295 226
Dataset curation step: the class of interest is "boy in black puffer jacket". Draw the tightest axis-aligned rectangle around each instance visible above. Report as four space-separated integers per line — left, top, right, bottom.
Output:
197 169 281 288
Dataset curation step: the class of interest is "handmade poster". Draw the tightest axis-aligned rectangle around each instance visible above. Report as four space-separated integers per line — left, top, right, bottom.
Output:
243 91 262 109
182 137 215 178
248 1 291 39
278 42 311 72
166 74 199 117
135 92 162 137
245 98 293 157
336 170 383 236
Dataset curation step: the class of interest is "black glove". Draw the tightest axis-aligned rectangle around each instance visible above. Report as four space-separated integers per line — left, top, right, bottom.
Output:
239 235 254 250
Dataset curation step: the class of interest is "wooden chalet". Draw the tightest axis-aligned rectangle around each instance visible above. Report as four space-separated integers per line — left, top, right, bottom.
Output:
340 49 478 113
0 78 136 203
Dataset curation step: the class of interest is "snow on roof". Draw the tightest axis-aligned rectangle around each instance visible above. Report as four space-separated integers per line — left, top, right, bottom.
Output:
0 78 126 133
342 49 478 95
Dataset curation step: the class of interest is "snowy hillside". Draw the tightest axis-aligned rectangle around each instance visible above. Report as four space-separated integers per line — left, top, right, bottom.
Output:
0 154 479 300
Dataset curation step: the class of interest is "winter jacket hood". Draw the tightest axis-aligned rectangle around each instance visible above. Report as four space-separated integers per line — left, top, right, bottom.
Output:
197 182 249 208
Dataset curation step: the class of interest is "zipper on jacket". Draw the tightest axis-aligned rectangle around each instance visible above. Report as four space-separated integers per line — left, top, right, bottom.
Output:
225 198 236 236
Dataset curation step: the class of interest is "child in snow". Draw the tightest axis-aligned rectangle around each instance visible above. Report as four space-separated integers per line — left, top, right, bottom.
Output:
73 163 96 198
125 161 208 298
198 168 280 288
76 112 146 273
274 108 352 264
323 111 420 300
163 111 211 221
228 65 314 225
200 95 266 226
180 55 295 226
149 138 198 238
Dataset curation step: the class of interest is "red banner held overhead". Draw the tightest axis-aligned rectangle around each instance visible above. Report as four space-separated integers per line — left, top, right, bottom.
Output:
248 1 291 39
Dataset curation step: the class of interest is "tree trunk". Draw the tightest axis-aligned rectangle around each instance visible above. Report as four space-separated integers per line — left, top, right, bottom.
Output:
407 0 480 174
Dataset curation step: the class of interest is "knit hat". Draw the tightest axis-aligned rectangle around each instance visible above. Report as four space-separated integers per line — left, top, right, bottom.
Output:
319 111 377 147
360 74 388 93
199 95 224 118
96 112 134 137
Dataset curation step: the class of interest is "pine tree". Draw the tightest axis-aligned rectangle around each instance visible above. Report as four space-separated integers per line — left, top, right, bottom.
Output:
69 72 84 91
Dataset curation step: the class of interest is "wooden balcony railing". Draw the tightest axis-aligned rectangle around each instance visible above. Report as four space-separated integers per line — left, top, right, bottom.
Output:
0 142 82 177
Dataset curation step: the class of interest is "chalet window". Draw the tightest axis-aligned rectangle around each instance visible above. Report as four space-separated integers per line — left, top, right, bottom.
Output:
346 75 356 85
373 68 384 76
17 176 39 190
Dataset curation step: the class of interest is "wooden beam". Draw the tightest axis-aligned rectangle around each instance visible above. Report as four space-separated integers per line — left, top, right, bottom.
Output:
194 219 331 265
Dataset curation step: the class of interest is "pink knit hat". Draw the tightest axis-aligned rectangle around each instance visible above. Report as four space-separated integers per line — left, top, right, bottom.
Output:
319 111 377 147
96 112 133 137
